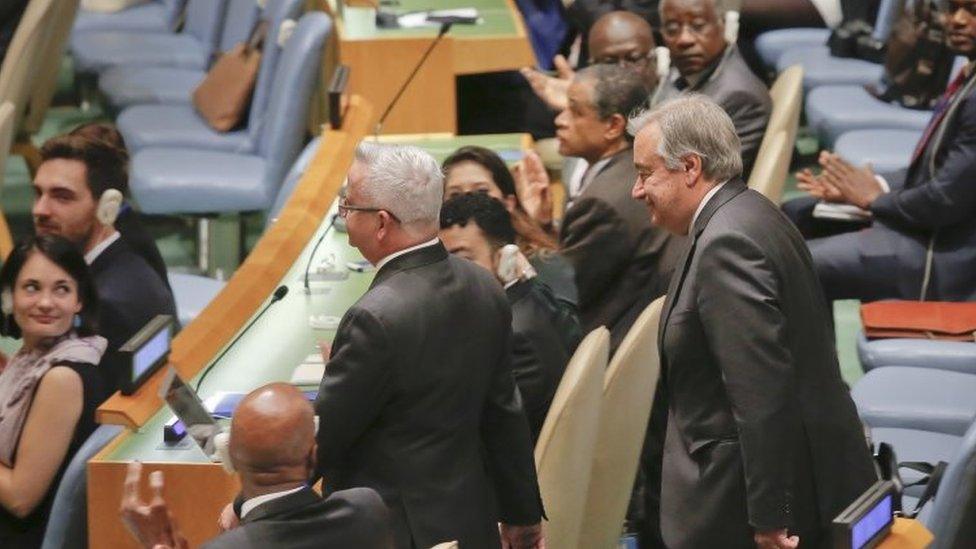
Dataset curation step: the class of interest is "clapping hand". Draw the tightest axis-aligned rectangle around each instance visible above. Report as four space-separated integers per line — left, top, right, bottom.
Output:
119 462 189 549
795 168 843 203
513 150 553 226
754 528 799 549
519 55 575 111
817 151 883 209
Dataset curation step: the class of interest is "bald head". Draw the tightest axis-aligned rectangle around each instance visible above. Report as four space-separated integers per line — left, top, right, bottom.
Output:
229 383 316 479
588 11 654 66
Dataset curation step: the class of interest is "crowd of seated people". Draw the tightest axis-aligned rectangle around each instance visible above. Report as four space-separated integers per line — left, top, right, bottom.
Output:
3 0 976 548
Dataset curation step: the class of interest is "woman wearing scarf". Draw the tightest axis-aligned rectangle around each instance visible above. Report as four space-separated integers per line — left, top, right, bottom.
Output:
0 235 106 547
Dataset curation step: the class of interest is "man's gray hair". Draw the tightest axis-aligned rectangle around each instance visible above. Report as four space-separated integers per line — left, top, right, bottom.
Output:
353 142 444 227
659 0 734 19
628 94 743 181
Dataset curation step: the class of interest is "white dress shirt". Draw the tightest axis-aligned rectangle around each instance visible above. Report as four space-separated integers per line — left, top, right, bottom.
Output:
84 230 121 265
689 181 728 234
374 237 440 271
240 485 306 519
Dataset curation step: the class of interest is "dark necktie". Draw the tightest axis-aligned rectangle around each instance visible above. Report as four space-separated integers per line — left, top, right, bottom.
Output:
910 69 970 165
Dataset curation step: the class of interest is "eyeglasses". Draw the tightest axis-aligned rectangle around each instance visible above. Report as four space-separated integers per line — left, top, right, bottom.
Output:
337 199 398 220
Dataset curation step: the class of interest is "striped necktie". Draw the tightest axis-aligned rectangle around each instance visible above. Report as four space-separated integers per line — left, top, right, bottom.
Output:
910 69 970 165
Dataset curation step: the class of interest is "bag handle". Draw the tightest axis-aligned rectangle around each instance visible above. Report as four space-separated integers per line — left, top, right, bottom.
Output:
898 460 948 518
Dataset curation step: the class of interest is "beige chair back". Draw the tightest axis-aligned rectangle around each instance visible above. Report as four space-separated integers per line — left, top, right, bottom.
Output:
768 64 804 145
748 131 791 203
24 0 81 135
578 297 665 549
0 101 17 259
0 0 60 131
535 326 609 549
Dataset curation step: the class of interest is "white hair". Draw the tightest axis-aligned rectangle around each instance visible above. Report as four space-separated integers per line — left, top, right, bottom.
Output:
628 94 742 181
354 142 444 228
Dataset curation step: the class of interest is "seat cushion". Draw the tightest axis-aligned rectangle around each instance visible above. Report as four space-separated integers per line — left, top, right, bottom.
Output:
99 66 204 108
871 427 963 497
852 367 976 436
755 28 829 68
857 332 976 375
131 148 268 214
168 271 226 326
834 129 920 174
72 3 172 34
806 85 932 145
71 32 209 73
117 104 252 154
776 46 884 91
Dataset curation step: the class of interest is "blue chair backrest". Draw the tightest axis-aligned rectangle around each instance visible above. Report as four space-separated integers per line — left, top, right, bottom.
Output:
217 0 262 53
162 0 188 31
40 425 124 549
267 135 322 225
183 0 228 51
245 0 305 146
872 0 903 41
255 12 331 206
929 417 976 548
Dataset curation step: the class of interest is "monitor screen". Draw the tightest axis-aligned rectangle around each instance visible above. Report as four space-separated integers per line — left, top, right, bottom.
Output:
852 494 893 549
133 325 170 381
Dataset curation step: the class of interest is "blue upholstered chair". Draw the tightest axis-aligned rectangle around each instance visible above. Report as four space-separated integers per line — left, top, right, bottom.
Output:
70 0 228 73
40 425 124 549
852 367 976 436
832 128 919 173
926 417 976 548
267 135 321 224
98 0 273 110
755 28 829 69
128 12 331 216
72 0 185 34
857 332 976 375
773 0 902 92
113 0 304 152
870 427 963 499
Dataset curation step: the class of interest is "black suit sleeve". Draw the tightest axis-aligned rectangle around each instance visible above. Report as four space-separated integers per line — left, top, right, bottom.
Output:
871 97 976 230
315 307 395 473
482 314 544 525
560 197 636 308
694 232 802 531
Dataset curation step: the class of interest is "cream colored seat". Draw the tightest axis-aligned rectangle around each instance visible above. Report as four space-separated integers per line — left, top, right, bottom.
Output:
24 1 81 138
767 65 804 146
535 327 609 549
0 101 17 260
578 297 665 549
0 0 62 175
748 131 791 203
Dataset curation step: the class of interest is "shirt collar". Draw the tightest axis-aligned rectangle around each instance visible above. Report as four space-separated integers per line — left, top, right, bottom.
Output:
84 231 121 265
374 237 440 272
240 486 306 519
690 180 727 234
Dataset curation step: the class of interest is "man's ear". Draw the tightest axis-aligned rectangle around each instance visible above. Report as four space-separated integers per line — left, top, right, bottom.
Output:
604 113 628 142
683 154 703 187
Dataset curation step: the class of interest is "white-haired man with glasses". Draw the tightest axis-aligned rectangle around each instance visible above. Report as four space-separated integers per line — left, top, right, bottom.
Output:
317 142 545 549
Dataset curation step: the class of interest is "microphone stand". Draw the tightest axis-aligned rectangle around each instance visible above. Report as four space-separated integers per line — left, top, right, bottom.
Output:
373 22 453 138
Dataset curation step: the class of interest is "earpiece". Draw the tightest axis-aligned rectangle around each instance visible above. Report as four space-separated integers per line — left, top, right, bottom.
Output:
1 288 11 315
655 46 671 81
96 189 123 227
496 244 521 284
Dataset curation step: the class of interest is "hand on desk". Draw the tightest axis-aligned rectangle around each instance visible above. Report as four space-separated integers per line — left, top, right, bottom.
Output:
754 528 799 549
513 150 553 226
120 462 189 549
500 522 545 549
519 55 574 112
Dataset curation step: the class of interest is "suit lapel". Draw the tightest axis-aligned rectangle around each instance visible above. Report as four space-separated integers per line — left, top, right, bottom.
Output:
369 241 448 290
657 180 748 355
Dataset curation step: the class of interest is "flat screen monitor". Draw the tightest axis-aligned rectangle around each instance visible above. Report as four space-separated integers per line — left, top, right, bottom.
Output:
118 314 174 395
832 480 896 549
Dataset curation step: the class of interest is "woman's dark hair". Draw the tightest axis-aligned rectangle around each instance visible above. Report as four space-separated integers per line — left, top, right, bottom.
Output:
440 192 518 249
442 146 557 257
0 235 99 339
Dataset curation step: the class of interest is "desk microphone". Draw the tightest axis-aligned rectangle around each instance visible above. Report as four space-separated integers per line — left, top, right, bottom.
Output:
373 22 453 137
195 285 289 392
304 213 339 294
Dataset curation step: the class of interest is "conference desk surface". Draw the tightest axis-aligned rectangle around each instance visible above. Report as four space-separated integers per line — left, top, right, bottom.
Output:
321 0 537 134
100 132 528 465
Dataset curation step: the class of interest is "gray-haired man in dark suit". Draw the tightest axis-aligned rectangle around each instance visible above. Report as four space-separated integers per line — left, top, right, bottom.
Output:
632 95 876 549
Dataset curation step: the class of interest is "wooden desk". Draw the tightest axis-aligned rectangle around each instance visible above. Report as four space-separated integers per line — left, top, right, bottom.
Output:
87 129 530 547
321 0 536 134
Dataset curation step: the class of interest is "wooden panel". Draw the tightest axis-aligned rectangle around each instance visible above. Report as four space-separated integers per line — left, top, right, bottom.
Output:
877 518 934 549
96 95 374 429
339 37 455 134
88 460 240 548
